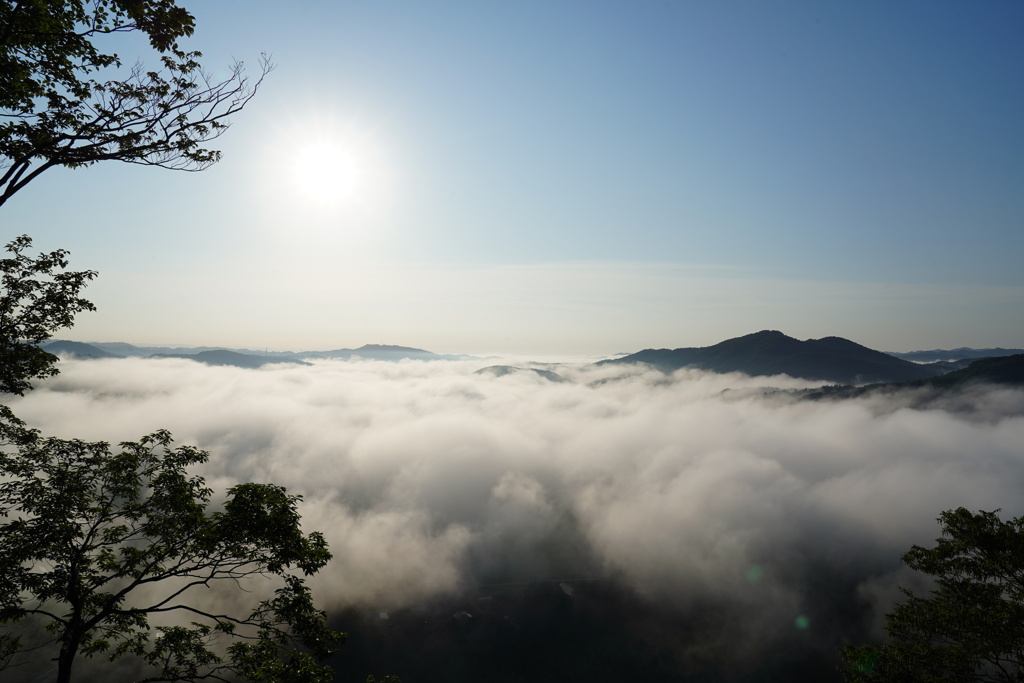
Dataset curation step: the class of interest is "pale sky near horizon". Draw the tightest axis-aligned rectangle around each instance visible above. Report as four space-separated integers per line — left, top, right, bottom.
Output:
3 1 1023 355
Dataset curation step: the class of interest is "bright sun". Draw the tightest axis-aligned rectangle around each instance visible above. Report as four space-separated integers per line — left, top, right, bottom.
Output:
265 116 393 218
290 141 361 204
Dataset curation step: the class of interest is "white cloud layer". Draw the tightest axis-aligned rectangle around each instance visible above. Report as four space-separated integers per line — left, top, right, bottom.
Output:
8 357 1024 633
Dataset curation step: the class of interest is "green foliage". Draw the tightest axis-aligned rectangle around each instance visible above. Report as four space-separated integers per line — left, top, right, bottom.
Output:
0 0 270 206
0 428 344 682
0 6 372 680
0 234 96 395
840 508 1024 682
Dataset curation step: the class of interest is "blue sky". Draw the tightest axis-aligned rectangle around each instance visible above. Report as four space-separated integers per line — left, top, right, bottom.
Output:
5 1 1023 354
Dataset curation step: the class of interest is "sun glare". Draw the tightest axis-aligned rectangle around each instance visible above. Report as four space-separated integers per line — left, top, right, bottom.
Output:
290 141 360 204
271 117 392 215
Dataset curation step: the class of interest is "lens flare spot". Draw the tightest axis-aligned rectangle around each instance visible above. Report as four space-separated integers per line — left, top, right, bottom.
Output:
795 615 810 630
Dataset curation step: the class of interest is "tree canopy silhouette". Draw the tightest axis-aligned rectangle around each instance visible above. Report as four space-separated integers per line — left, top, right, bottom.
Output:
0 426 342 683
841 508 1024 682
0 0 270 206
0 239 350 682
0 235 96 396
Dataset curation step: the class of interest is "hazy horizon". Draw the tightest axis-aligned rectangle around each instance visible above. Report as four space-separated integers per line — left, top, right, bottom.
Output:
47 328 1024 359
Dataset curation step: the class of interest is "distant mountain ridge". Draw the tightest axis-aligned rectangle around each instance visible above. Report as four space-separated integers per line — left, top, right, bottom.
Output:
148 350 312 369
40 340 121 359
887 347 1024 363
602 330 950 385
42 340 472 367
297 344 468 361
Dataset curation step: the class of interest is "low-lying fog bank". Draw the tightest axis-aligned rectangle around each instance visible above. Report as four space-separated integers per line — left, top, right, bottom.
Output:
8 357 1024 681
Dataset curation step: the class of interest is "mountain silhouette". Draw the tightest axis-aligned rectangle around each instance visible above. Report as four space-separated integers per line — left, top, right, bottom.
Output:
88 341 301 358
149 350 311 369
602 330 947 384
57 341 473 363
42 340 123 359
296 344 469 361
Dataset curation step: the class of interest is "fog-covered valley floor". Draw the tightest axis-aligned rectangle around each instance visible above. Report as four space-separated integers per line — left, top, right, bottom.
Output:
10 357 1024 682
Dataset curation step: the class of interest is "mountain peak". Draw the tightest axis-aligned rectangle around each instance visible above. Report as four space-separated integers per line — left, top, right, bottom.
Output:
603 331 946 385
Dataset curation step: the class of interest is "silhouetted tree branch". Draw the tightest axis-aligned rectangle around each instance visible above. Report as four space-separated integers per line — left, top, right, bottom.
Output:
0 234 96 396
0 0 272 207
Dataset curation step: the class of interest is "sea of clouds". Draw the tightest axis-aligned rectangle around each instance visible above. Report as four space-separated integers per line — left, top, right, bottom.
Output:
8 356 1024 678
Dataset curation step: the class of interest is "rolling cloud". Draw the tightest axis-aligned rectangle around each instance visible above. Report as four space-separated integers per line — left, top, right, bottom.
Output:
8 357 1024 679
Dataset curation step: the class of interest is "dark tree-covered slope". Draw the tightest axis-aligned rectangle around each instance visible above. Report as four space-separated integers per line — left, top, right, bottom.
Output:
889 347 1024 363
804 354 1024 403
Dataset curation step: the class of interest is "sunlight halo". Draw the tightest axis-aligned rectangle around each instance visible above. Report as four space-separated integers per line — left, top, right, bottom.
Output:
268 115 393 215
290 139 361 204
